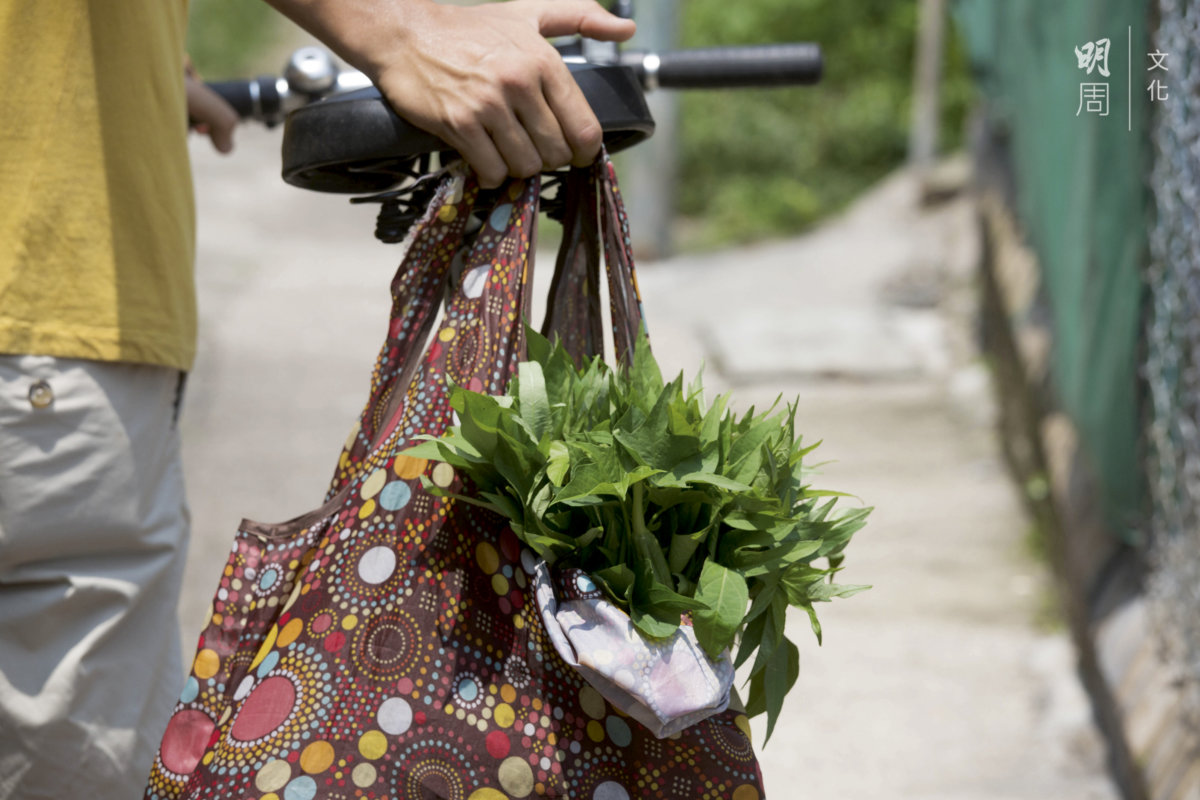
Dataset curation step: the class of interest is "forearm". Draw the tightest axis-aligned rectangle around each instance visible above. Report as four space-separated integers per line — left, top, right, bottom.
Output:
261 0 436 82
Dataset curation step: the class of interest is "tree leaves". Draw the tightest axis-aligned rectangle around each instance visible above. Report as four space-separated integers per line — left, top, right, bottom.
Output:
407 328 871 741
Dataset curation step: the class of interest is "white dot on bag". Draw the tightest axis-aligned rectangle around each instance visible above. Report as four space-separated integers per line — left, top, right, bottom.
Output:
462 265 490 299
358 546 396 584
361 468 387 500
233 675 255 701
594 781 629 800
432 463 455 488
377 696 412 735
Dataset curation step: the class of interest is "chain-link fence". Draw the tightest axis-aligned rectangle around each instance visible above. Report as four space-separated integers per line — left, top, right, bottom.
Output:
1145 0 1200 728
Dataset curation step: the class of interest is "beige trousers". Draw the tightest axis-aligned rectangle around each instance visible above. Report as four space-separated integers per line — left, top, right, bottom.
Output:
0 355 190 799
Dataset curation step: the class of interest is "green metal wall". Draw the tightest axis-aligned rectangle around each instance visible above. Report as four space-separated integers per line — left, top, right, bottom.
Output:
954 0 1150 538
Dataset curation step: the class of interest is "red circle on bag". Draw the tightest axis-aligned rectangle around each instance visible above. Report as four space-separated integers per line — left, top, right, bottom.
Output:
485 730 510 759
230 676 296 741
159 709 216 775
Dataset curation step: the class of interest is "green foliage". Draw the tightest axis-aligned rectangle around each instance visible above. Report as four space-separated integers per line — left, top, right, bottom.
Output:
187 0 283 77
407 329 870 740
678 0 974 247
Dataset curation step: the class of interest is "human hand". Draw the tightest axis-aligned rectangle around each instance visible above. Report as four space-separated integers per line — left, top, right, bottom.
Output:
185 70 239 154
367 0 636 187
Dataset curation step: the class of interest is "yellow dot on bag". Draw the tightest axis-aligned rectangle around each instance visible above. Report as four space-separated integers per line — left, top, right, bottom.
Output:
193 648 219 680
256 759 291 792
494 703 515 728
250 626 279 669
359 730 388 760
394 455 427 479
342 614 358 630
300 741 335 774
439 328 456 342
361 468 387 499
352 763 377 788
734 714 752 741
438 204 457 222
732 785 760 800
475 542 499 575
358 499 377 519
277 618 304 648
500 684 516 703
343 421 361 450
469 790 507 800
282 581 303 613
491 574 509 595
586 720 605 742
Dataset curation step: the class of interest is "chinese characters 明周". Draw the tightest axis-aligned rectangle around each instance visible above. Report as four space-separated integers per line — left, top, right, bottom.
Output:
1076 38 1111 116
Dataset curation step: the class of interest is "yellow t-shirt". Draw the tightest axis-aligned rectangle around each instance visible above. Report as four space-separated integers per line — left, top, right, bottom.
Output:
0 1 197 371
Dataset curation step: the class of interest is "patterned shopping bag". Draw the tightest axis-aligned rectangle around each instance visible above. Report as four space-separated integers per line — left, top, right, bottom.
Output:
147 156 767 800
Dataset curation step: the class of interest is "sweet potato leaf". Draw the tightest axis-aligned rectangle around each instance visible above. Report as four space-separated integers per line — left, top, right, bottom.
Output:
414 331 870 741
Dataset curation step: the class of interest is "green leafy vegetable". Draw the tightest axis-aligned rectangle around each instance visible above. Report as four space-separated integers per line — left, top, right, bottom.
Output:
405 328 870 740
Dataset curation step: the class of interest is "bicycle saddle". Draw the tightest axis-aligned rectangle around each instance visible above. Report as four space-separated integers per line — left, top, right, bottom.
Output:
281 62 654 194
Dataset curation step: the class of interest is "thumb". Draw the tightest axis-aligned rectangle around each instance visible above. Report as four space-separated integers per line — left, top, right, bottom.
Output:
533 0 637 42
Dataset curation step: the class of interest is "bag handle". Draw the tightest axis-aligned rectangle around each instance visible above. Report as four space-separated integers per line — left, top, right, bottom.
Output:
363 176 542 459
329 168 479 495
598 155 647 365
542 153 646 366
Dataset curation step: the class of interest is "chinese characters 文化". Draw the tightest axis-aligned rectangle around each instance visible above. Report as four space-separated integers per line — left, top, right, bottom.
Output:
1148 50 1169 102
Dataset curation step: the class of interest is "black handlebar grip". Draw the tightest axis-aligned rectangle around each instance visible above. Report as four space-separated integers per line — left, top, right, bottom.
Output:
206 78 282 122
640 44 823 89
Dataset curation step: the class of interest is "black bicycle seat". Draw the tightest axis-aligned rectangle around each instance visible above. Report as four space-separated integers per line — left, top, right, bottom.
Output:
281 62 655 194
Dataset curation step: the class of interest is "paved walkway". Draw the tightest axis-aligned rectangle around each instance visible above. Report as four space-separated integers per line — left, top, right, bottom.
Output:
183 127 1120 799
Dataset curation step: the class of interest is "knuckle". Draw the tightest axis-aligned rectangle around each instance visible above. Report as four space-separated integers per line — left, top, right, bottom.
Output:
570 119 604 156
543 142 574 171
512 156 542 179
497 65 536 95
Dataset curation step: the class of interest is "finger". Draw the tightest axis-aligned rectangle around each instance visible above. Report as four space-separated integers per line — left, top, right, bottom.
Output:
540 64 604 166
446 123 511 189
513 87 574 171
531 0 637 42
484 108 545 183
186 80 238 154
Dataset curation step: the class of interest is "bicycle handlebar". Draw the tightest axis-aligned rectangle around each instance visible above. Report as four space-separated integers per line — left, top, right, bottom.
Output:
621 44 822 90
206 78 283 123
207 42 823 126
203 42 823 197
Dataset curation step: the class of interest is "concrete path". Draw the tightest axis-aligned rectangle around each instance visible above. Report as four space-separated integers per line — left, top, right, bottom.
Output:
183 127 1120 799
